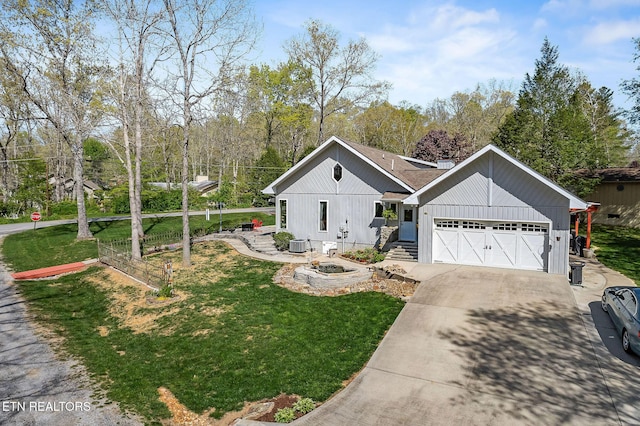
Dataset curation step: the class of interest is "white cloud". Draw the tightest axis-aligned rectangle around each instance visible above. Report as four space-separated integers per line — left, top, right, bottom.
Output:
541 0 585 13
533 18 548 30
583 18 640 45
588 0 640 9
364 3 524 105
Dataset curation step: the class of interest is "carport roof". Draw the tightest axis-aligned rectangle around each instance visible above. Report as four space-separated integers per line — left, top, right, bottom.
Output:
404 144 589 210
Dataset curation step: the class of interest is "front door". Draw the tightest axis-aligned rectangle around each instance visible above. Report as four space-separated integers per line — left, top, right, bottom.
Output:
399 206 417 241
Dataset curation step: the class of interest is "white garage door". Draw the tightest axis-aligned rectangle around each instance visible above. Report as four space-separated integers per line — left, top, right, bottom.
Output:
433 220 549 271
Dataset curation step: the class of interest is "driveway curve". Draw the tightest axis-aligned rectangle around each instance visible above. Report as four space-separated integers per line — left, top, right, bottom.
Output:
0 260 141 425
286 264 623 426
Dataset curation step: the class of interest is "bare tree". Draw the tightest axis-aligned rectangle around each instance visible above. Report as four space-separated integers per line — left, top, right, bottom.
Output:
1 0 105 239
103 0 165 259
285 19 390 146
160 0 258 266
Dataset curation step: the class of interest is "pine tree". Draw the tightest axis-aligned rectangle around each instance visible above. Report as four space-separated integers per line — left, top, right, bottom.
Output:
493 38 630 196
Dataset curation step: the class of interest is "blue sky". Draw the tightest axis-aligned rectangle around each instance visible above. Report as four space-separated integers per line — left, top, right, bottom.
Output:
253 0 640 111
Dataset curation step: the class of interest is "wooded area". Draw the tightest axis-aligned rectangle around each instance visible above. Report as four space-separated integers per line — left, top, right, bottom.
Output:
0 1 638 265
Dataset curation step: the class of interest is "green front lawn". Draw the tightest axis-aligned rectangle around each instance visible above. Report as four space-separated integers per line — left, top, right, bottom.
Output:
3 212 274 272
16 241 404 424
590 224 640 285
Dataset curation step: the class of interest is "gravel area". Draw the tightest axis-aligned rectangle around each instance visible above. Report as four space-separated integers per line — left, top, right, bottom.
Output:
0 261 142 426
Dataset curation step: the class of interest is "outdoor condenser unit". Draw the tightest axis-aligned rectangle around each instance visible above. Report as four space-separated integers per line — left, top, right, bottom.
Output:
289 239 306 253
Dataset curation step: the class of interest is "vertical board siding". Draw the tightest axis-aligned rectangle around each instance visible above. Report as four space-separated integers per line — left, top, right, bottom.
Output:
274 143 408 250
492 155 566 207
419 193 571 275
278 193 383 249
276 144 406 196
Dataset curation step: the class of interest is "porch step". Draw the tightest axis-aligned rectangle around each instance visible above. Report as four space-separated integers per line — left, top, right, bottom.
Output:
246 233 279 255
385 242 418 262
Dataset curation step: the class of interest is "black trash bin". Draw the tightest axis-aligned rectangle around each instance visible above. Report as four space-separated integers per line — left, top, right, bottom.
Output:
570 261 586 285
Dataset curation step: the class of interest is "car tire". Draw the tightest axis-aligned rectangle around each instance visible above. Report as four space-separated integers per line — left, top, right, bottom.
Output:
601 296 608 312
622 329 632 354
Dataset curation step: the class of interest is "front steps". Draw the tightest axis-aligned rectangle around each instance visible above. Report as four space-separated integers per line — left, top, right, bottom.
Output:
385 241 418 262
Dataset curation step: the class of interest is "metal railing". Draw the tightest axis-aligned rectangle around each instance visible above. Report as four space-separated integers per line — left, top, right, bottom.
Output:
97 232 184 290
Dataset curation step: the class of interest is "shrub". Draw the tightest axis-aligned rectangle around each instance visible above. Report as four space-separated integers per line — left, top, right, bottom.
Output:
273 232 295 251
293 397 315 414
343 248 385 264
156 284 173 299
49 201 78 216
274 407 296 423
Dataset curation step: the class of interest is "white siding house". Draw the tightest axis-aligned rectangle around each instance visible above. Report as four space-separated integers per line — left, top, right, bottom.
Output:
264 137 589 275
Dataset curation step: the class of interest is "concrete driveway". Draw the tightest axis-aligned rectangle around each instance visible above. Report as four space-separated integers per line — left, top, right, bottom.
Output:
289 264 626 425
570 257 640 425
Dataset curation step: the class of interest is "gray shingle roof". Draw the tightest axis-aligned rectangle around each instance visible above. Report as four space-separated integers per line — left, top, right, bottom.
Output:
341 140 446 190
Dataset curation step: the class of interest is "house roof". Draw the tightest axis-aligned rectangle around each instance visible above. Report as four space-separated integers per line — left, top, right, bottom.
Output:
149 180 218 193
341 140 445 190
404 144 589 210
575 167 640 182
263 136 443 195
84 180 102 191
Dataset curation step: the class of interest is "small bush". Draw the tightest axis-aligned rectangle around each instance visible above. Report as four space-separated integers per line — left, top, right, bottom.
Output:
293 397 315 414
273 232 295 251
343 248 385 264
156 284 173 299
274 407 296 423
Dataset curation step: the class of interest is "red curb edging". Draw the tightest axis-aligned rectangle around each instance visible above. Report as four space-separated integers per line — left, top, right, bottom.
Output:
11 262 89 280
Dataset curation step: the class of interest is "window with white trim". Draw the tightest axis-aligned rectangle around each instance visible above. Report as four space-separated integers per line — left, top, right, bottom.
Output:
374 201 384 218
333 163 343 182
495 223 518 231
279 199 287 229
319 201 328 232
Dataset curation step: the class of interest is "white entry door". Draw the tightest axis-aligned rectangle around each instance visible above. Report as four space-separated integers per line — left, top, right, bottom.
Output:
399 206 417 241
432 220 549 271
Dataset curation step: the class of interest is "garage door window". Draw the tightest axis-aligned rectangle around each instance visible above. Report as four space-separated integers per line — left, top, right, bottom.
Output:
462 221 485 229
495 223 518 231
436 220 459 228
522 224 547 233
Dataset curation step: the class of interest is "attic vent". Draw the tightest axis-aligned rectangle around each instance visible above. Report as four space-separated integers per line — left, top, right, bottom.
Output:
437 159 455 169
333 163 343 181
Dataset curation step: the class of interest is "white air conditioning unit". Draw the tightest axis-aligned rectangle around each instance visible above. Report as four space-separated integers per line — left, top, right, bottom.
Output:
289 239 306 253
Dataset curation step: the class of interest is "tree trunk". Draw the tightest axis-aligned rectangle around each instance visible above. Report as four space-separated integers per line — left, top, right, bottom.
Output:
181 125 191 267
73 140 93 239
123 126 141 260
134 99 144 239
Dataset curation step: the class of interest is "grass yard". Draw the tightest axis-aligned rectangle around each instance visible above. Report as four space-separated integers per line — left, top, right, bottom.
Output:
15 241 404 424
590 224 640 285
2 212 274 272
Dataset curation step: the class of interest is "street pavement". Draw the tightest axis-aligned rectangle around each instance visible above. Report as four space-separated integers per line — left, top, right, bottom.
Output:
0 207 275 236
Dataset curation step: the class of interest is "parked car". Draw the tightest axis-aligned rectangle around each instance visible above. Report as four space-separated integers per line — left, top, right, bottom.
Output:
601 286 640 354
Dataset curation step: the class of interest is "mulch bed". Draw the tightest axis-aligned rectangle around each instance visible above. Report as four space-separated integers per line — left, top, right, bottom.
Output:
254 394 305 422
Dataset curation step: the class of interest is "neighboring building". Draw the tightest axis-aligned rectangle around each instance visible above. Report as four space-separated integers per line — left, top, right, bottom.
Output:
148 176 219 196
48 177 103 200
578 167 640 228
264 136 589 275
